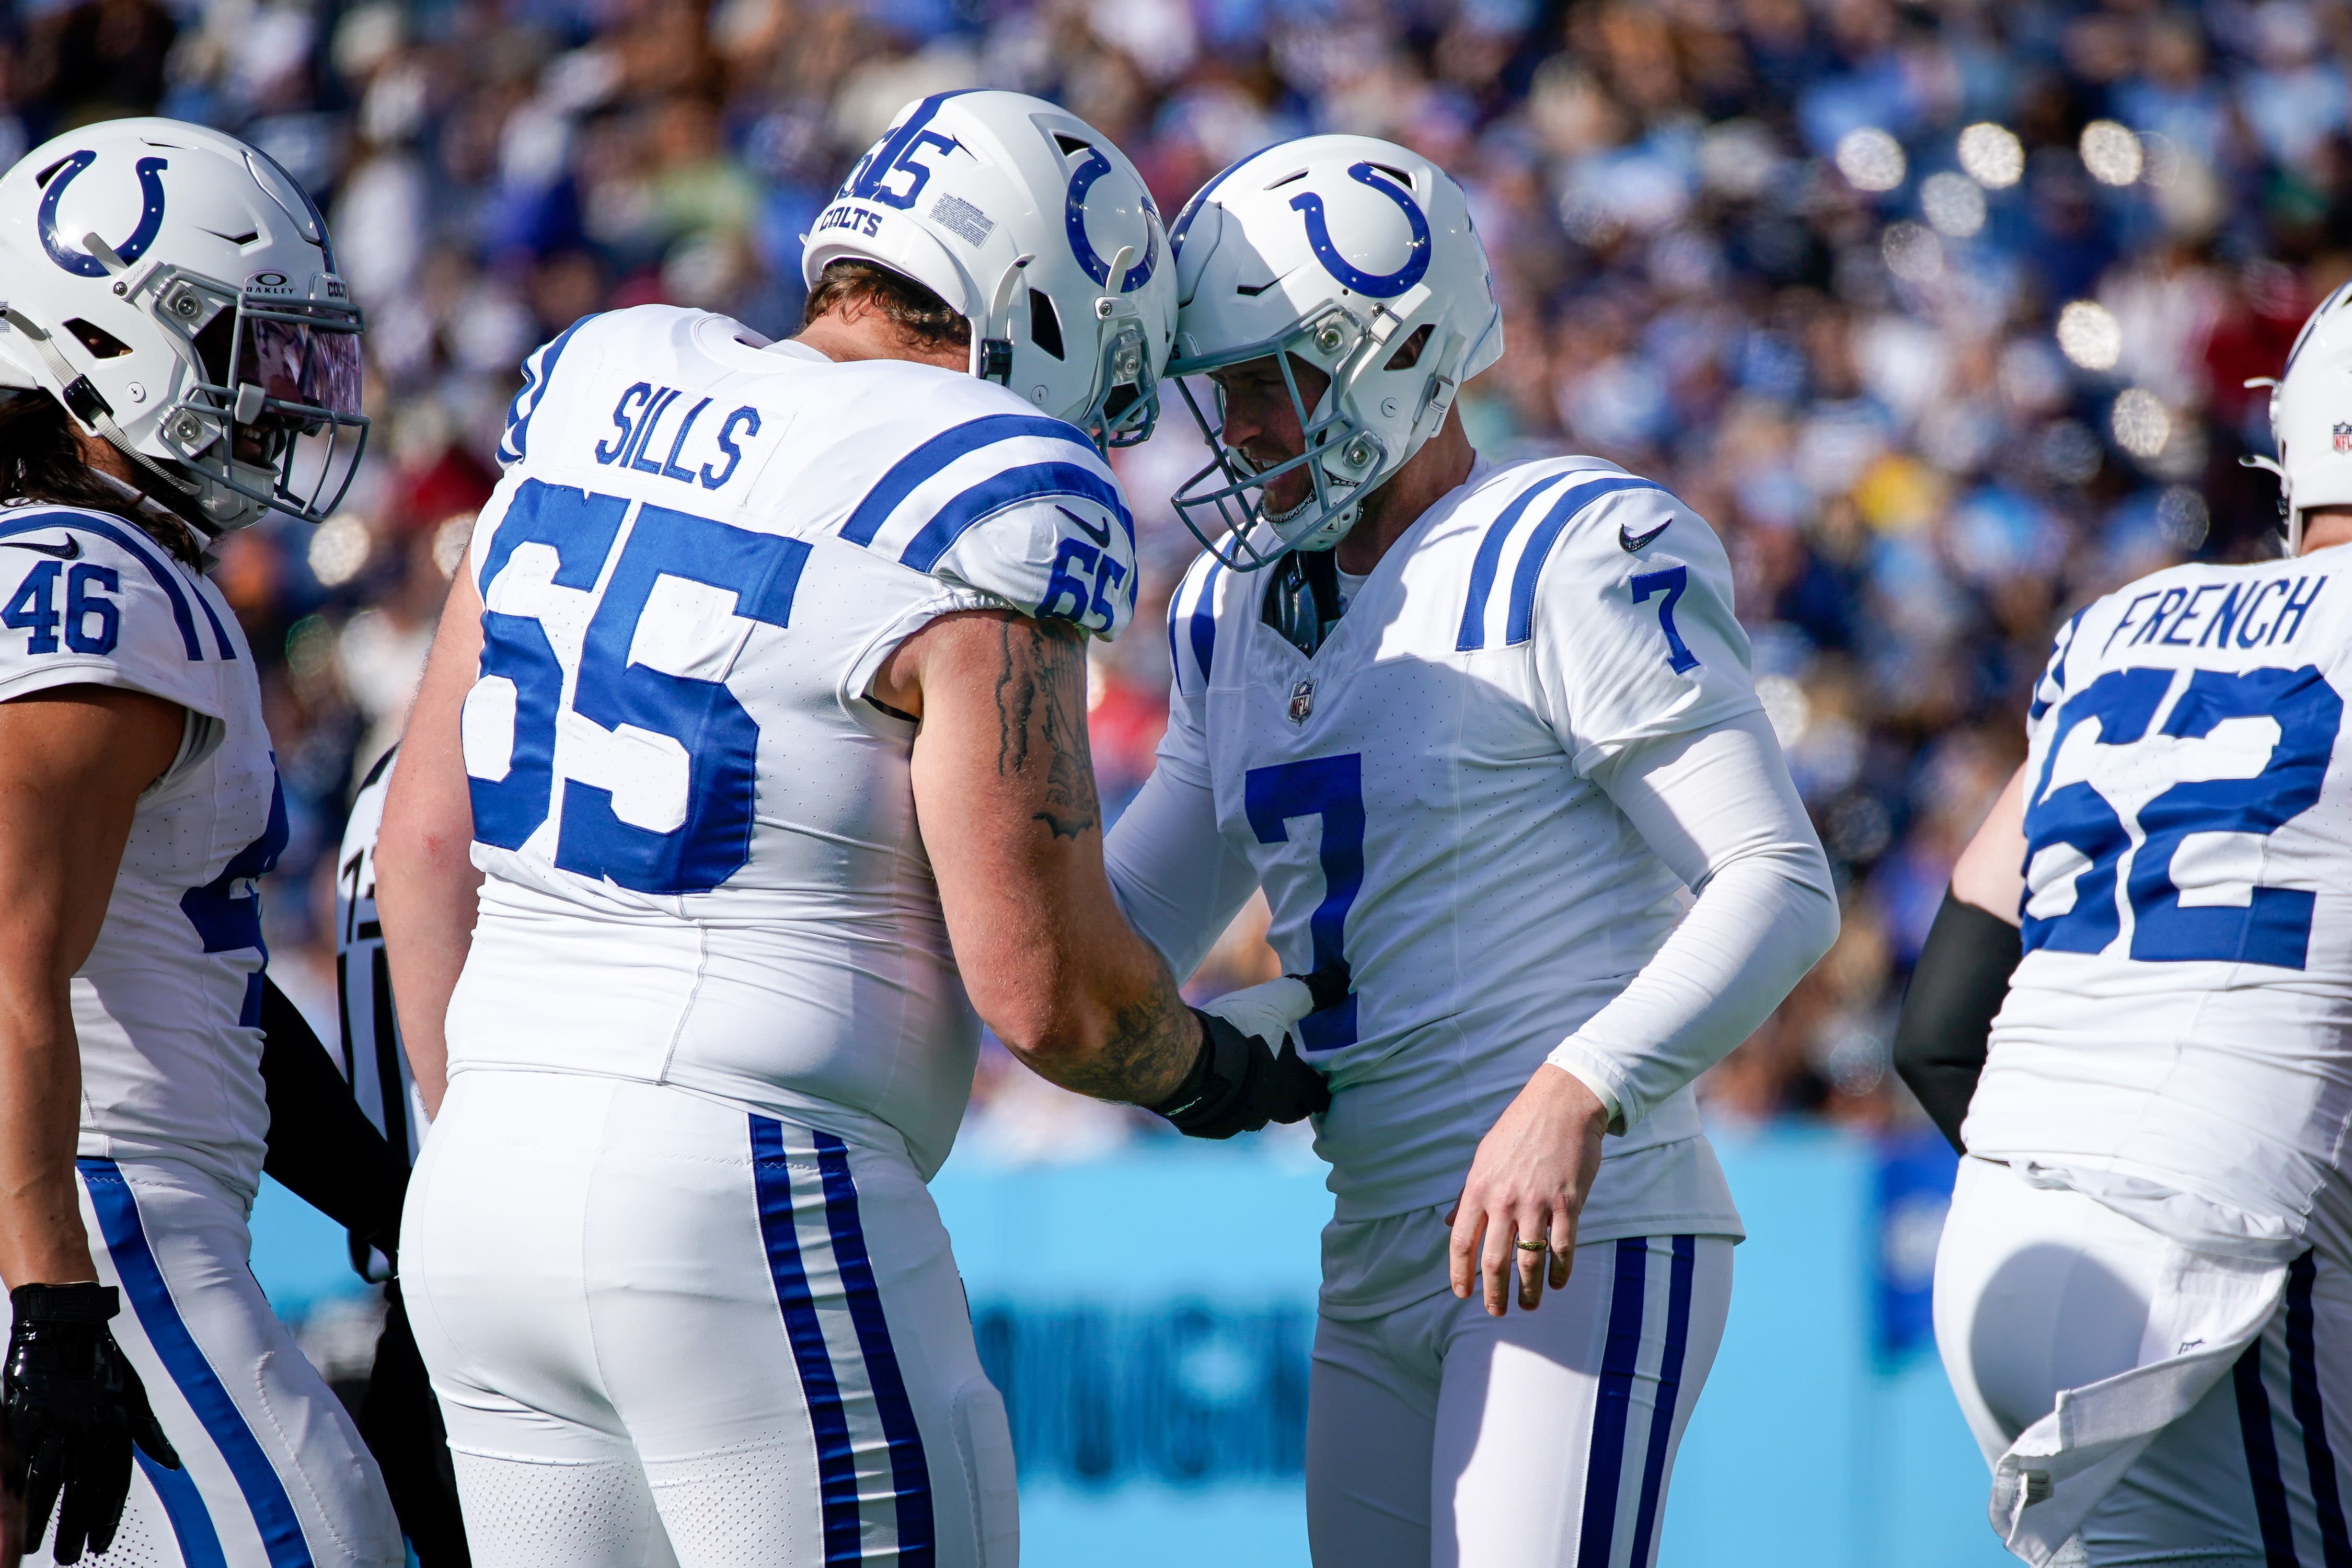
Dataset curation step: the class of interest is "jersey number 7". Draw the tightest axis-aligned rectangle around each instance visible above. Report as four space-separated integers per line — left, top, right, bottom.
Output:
469 479 809 895
1244 753 1363 1052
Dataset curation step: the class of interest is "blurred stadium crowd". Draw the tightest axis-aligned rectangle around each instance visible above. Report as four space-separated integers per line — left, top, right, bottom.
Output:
8 0 2349 1151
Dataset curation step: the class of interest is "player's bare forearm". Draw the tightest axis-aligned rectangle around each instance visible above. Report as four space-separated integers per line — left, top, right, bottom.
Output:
0 688 182 1286
375 560 487 1115
892 610 1199 1107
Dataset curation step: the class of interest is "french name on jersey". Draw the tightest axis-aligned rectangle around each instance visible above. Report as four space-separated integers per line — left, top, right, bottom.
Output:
594 383 764 492
2103 573 2328 655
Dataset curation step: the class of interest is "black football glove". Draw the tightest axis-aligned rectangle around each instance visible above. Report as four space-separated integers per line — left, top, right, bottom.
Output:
1151 1008 1332 1139
3 1283 179 1564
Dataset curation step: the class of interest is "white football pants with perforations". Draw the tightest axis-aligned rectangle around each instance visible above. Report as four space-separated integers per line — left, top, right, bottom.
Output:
0 1156 405 1568
401 1070 1017 1568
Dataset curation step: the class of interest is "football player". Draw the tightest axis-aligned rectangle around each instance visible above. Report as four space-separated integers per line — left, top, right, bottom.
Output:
1104 136 1839 1567
374 92 1322 1567
1898 284 2352 1565
0 120 399 1565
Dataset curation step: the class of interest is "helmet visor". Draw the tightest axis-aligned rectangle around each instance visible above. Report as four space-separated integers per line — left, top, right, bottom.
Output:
242 312 364 423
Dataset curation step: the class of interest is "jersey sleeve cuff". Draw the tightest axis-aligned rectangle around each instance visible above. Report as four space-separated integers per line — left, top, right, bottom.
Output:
836 586 1024 723
0 660 218 721
1544 1039 1631 1135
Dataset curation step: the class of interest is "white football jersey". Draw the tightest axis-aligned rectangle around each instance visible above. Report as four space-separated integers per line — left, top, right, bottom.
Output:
0 502 282 1198
1149 457 1759 1229
1968 545 2352 1248
334 746 422 1162
443 305 1138 1179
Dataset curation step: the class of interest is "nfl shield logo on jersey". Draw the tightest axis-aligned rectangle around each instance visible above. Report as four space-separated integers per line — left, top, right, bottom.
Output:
2335 421 2352 453
1287 678 1317 725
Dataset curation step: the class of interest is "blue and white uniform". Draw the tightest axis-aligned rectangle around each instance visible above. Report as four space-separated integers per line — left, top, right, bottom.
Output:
0 501 400 1567
1939 546 2352 1566
1105 457 1835 1568
401 304 1137 1568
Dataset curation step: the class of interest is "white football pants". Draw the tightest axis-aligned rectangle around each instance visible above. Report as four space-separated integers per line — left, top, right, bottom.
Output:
401 1070 1016 1568
1306 1233 1733 1568
6 1157 405 1568
1936 1155 2352 1566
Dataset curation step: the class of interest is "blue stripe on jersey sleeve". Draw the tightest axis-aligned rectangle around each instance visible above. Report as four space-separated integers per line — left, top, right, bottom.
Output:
897 461 1132 573
498 313 597 468
1504 476 1667 648
841 413 1094 547
1188 559 1223 690
192 584 235 660
1456 472 1573 651
0 512 203 660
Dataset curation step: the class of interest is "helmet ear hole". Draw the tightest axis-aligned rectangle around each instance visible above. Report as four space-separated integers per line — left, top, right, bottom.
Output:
1029 289 1065 361
62 318 133 359
1382 324 1432 372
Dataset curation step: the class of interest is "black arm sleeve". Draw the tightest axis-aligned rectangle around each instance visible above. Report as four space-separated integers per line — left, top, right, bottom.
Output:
258 978 410 1258
1890 891 2024 1155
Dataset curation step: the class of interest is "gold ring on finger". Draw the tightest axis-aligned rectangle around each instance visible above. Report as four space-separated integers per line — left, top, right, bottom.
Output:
1513 1238 1546 1252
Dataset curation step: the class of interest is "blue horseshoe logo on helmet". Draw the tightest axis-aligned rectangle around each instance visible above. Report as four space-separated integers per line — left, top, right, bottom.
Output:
1290 162 1431 298
1064 147 1156 293
38 151 169 279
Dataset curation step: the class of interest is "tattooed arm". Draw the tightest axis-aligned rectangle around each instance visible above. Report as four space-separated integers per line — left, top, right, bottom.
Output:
870 609 1203 1105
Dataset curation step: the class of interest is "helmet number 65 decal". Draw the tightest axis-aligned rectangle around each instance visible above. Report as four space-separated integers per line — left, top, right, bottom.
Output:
1289 162 1431 299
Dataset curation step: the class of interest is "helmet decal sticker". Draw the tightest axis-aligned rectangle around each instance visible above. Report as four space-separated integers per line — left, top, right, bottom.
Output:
1064 146 1155 292
38 152 169 279
844 89 973 208
1289 162 1431 299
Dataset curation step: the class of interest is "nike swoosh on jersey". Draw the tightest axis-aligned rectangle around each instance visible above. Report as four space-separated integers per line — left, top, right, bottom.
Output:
1619 518 1670 553
1 535 82 559
1056 504 1112 547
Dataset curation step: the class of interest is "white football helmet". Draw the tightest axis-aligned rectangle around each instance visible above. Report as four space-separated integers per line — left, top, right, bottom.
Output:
1167 135 1503 568
803 90 1175 451
2247 279 2352 555
0 118 365 536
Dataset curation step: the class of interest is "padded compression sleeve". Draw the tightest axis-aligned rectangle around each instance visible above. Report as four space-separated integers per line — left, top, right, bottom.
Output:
259 978 411 1255
1546 710 1840 1133
1890 891 2022 1155
1104 765 1262 984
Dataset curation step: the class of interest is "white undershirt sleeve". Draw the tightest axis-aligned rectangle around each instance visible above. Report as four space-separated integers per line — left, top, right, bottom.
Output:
1546 708 1840 1134
1103 766 1262 983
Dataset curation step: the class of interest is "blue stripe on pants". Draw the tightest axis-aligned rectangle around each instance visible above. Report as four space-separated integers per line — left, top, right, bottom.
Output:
1624 1237 1697 1568
136 1449 228 1568
813 1132 935 1567
2286 1251 2352 1568
2237 1334 2303 1567
750 1118 865 1565
77 1159 312 1568
1576 1237 1652 1566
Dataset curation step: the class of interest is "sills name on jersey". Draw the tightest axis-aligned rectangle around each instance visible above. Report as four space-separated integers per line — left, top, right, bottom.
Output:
595 383 762 492
812 203 884 239
2103 573 2327 655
